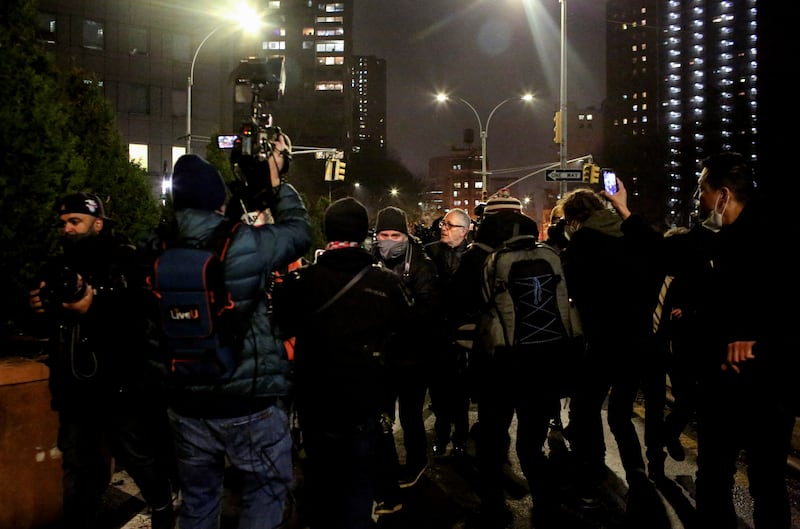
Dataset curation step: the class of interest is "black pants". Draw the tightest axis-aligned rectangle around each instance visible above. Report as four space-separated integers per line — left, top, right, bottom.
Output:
475 347 564 511
429 344 470 449
58 404 174 529
695 364 795 529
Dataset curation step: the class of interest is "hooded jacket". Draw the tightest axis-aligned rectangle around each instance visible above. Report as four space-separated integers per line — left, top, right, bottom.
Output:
561 209 661 353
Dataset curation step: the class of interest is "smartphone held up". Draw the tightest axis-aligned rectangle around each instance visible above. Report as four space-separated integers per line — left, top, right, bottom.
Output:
601 168 618 195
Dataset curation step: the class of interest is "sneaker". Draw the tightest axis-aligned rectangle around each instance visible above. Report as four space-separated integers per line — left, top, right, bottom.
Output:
374 499 403 515
666 437 686 461
432 444 446 457
398 463 427 488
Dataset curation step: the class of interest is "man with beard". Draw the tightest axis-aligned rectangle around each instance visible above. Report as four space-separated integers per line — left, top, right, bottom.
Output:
29 193 176 529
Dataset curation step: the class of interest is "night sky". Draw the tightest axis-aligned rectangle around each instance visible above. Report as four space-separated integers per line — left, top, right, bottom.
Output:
353 0 608 205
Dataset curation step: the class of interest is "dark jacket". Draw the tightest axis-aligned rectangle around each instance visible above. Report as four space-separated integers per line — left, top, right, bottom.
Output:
561 210 661 358
41 231 155 416
705 199 799 405
372 236 440 366
167 182 311 418
271 247 413 429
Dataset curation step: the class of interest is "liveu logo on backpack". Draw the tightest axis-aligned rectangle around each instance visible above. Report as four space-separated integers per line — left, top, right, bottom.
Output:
150 224 244 385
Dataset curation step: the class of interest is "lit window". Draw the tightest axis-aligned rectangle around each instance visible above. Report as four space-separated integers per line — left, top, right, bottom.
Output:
316 40 344 52
315 81 343 91
303 27 315 36
317 28 344 36
317 56 344 65
322 3 345 13
129 144 148 171
263 41 286 50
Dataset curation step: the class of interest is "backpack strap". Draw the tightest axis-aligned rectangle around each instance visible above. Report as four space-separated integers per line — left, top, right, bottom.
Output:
312 265 372 315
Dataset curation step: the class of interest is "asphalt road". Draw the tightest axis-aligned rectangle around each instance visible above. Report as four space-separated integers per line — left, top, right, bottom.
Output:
100 394 800 529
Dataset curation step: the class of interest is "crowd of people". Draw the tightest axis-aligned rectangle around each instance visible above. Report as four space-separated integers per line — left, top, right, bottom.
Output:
27 143 797 529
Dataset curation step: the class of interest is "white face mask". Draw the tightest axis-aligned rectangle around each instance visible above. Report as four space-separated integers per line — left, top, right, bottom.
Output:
701 192 727 233
563 223 577 241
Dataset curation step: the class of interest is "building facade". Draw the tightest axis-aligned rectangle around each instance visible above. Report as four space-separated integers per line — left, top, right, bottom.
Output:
604 0 758 228
36 0 355 187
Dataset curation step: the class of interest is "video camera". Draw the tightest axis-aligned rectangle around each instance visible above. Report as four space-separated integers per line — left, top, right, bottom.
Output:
217 56 290 218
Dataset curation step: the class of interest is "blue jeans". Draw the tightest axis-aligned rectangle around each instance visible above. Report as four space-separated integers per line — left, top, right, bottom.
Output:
167 405 294 529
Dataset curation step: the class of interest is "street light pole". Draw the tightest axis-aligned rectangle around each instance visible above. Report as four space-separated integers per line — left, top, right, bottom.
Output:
436 94 533 202
558 0 568 197
186 26 222 154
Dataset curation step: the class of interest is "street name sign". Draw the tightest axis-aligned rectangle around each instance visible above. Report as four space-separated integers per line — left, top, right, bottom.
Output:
546 169 583 181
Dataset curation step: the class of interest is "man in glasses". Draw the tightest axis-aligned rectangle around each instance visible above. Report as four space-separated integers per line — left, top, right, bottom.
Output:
425 208 473 458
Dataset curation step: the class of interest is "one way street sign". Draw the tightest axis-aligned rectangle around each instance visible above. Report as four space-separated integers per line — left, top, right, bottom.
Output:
546 169 583 181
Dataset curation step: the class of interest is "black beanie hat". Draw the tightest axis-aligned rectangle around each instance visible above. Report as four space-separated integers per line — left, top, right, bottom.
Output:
171 154 228 211
375 206 408 236
56 192 108 219
324 197 369 242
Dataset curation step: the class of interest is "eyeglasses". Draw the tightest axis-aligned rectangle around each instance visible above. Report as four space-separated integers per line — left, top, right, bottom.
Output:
439 220 466 230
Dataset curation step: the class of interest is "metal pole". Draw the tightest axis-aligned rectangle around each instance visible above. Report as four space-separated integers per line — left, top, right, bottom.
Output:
186 26 222 154
558 0 568 197
455 97 485 202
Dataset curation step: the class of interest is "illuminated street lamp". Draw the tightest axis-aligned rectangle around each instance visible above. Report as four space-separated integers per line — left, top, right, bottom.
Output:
186 5 262 153
435 93 534 201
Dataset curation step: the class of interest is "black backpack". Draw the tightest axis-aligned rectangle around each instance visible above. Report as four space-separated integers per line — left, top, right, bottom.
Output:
150 222 244 385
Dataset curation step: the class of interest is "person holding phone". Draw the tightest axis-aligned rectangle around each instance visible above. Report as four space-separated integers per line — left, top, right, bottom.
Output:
556 186 663 505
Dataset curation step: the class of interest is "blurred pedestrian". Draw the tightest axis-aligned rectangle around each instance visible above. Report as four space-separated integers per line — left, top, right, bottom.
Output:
272 197 413 529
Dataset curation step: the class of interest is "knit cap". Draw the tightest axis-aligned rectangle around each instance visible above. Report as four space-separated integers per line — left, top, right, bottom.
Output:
171 154 228 211
56 192 108 219
375 206 409 235
483 189 522 215
324 197 369 242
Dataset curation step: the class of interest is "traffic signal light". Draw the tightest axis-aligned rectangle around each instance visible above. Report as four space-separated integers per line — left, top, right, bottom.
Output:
581 163 601 183
324 159 334 181
553 111 562 144
590 164 600 184
335 160 346 181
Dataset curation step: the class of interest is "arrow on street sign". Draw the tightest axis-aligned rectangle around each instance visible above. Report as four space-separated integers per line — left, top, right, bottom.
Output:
545 169 583 181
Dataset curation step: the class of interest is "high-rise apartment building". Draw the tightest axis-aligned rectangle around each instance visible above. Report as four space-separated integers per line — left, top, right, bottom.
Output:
36 0 354 184
352 55 387 153
604 0 757 228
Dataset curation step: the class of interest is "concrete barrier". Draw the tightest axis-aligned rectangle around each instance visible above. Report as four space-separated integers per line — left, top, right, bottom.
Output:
0 356 63 529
